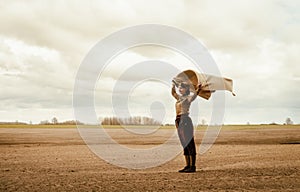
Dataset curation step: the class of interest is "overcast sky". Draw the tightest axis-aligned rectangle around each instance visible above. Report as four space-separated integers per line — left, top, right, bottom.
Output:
0 0 299 124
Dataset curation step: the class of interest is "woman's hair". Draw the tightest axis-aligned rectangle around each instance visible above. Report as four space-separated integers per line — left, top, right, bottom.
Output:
180 83 190 95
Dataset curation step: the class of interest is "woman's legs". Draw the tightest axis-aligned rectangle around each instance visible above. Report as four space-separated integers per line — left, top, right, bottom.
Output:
184 138 196 173
176 115 197 173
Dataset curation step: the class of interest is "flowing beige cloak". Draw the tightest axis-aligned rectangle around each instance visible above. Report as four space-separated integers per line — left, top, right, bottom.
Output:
173 70 235 100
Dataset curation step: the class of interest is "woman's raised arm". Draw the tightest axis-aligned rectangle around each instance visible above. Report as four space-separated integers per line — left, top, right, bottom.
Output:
171 84 179 100
188 84 201 103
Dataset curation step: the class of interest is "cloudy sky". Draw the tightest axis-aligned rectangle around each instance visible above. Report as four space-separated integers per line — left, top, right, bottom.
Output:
0 0 299 124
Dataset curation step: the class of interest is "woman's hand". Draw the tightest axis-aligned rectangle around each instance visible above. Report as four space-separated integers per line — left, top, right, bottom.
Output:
172 79 178 87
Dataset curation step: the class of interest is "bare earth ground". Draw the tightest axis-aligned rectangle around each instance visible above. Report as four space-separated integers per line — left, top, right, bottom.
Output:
1 126 300 192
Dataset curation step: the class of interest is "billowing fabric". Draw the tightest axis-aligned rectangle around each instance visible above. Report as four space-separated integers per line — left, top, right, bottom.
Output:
173 70 235 100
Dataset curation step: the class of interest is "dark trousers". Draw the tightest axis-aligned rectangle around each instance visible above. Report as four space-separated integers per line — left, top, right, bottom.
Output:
175 114 196 155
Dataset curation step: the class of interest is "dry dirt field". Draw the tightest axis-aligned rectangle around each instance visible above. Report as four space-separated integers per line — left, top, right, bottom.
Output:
1 125 300 191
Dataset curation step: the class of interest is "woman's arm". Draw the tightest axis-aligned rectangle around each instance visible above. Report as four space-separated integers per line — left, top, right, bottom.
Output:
188 84 201 103
171 84 179 100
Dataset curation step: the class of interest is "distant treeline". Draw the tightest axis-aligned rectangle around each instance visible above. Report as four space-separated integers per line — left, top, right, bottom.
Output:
0 119 84 125
0 117 295 126
101 116 161 125
0 122 27 125
39 120 84 125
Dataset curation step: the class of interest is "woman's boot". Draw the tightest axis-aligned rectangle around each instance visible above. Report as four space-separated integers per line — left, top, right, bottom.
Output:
178 155 190 172
184 155 196 173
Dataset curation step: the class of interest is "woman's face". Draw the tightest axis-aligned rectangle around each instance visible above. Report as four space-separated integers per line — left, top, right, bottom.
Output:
179 86 187 95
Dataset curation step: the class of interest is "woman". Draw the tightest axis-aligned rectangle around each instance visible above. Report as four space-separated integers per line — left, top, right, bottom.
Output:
172 82 201 173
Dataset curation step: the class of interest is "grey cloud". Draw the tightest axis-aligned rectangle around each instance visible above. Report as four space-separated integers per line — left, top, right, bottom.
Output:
183 0 294 51
0 0 299 123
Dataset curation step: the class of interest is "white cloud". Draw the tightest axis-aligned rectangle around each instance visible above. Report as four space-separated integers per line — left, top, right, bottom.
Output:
0 36 73 111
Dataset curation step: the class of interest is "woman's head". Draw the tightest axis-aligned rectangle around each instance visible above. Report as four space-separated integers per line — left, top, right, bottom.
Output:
179 83 190 95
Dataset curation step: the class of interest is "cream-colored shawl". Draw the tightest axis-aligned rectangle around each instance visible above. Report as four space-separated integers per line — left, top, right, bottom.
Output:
173 70 235 100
